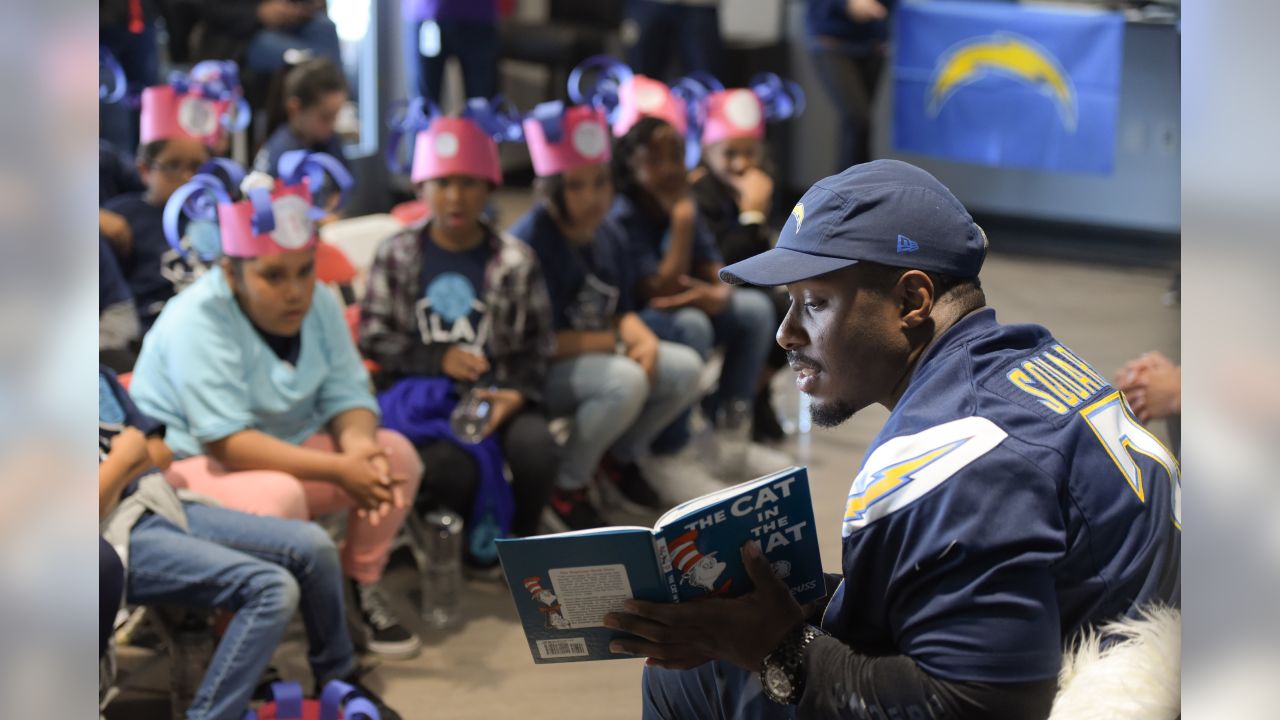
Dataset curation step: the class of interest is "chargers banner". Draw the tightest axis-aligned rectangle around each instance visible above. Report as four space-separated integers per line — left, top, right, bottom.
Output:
892 1 1124 174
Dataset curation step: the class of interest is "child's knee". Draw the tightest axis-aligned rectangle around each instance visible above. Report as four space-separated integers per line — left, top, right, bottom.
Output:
251 472 310 520
377 429 424 492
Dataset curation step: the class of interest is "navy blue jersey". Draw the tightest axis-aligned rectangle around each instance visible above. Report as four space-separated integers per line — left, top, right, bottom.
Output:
820 308 1180 684
509 203 634 332
102 193 212 330
99 366 165 499
99 234 133 312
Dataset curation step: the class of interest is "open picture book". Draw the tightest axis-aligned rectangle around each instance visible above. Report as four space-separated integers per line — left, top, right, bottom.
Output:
495 466 823 663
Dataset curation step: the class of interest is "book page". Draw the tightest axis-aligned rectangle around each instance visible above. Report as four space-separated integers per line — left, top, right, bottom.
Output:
548 564 634 629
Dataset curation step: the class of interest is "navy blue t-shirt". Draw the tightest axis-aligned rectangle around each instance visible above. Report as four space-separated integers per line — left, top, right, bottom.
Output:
99 234 133 312
102 193 212 330
509 203 633 332
820 308 1181 683
608 193 722 301
99 366 165 499
254 125 350 210
416 227 491 348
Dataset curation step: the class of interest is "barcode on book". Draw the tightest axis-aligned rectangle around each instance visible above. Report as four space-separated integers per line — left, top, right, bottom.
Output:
536 637 589 659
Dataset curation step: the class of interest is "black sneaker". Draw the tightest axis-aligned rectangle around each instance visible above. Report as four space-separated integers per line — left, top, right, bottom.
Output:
608 460 663 512
350 580 422 660
751 389 786 444
546 488 606 532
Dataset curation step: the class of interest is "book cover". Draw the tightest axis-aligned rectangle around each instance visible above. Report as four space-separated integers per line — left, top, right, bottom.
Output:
496 466 823 664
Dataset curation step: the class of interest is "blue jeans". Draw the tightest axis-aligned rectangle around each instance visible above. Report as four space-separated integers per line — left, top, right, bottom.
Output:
403 19 498 105
245 15 343 72
625 0 724 79
642 288 777 451
544 342 704 491
643 661 795 720
126 504 355 720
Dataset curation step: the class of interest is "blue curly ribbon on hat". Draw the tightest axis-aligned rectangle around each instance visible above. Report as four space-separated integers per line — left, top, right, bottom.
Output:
461 95 525 143
672 73 724 168
567 55 634 126
748 72 806 122
166 60 251 134
99 47 127 104
384 96 439 175
162 158 244 262
240 679 380 720
243 150 354 237
525 100 571 143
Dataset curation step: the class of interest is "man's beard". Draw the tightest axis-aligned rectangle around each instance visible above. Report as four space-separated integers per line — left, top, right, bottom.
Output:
809 398 857 428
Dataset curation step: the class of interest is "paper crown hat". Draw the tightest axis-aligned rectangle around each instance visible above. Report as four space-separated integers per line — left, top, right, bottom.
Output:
678 72 805 150
385 96 524 185
521 101 612 177
140 61 250 146
163 151 353 260
568 56 689 138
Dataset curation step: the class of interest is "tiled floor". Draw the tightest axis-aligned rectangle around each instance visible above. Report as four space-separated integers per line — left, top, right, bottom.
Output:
105 188 1180 719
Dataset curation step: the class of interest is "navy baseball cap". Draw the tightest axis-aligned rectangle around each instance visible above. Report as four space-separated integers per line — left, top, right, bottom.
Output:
720 160 987 286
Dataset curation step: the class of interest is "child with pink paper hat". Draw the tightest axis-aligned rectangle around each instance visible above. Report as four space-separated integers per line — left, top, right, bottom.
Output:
360 99 559 573
687 73 806 444
100 61 249 334
127 151 426 661
571 59 793 485
509 100 714 518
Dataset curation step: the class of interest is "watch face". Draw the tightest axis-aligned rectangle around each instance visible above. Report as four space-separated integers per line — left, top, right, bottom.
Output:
764 664 793 699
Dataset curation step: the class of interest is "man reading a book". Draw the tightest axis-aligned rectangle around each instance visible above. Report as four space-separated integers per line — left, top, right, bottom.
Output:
604 160 1181 719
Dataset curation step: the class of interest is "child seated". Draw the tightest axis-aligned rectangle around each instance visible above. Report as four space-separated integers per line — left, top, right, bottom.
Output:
688 74 806 444
510 101 710 515
254 58 351 222
101 63 245 331
128 152 424 659
359 100 558 569
99 366 400 720
575 60 791 481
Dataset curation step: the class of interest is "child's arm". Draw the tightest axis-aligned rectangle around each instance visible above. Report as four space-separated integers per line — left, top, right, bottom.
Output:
99 427 152 520
642 198 698 300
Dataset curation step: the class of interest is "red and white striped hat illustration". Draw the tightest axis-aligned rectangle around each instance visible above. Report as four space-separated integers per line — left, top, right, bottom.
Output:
669 529 713 575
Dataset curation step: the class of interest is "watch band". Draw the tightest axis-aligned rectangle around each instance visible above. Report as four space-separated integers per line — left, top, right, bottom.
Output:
760 624 827 705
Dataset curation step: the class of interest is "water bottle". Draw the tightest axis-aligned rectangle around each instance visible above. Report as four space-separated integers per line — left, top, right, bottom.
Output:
449 385 493 445
717 399 753 480
421 510 465 629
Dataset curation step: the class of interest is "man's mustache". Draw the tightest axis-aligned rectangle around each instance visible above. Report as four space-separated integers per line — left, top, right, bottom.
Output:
786 351 823 373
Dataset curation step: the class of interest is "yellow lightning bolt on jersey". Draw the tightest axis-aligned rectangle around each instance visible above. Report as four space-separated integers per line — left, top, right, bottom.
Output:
844 438 969 525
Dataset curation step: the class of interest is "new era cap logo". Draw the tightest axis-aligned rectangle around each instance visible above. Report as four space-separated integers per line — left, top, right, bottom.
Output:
897 235 919 254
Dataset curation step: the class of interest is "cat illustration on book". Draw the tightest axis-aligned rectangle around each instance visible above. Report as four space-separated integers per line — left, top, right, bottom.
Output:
669 528 731 596
523 575 571 629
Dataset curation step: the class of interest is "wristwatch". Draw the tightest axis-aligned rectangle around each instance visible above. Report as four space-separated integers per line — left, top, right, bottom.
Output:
760 624 827 705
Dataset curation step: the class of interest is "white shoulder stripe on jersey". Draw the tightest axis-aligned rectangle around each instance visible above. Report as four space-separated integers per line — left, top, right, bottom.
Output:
842 416 1008 537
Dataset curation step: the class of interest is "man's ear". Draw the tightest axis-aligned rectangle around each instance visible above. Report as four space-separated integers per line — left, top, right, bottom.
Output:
896 270 935 329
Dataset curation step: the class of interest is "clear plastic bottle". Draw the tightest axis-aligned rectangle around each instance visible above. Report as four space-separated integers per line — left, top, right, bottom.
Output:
449 385 494 445
421 510 465 629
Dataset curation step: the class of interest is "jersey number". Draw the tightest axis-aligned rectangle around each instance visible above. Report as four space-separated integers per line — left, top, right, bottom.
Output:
1080 391 1181 528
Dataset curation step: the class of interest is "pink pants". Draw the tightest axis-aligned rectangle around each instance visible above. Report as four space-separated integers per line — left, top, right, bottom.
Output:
165 429 423 585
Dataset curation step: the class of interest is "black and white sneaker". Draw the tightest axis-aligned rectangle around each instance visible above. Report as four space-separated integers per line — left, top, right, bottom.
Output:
350 580 422 660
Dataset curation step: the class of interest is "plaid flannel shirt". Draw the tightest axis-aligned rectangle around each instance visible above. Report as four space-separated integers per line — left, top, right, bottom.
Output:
357 221 556 404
